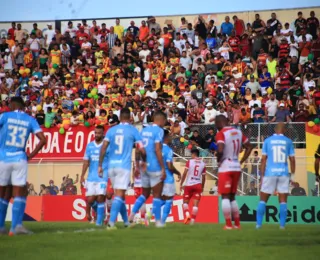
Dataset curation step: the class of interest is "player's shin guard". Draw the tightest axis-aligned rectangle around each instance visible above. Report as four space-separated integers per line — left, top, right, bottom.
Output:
256 201 266 228
11 197 26 232
119 199 129 226
183 203 190 217
0 199 9 228
161 199 173 224
140 203 146 220
221 199 232 227
96 203 105 226
109 197 122 227
106 199 112 215
17 198 27 227
231 200 240 227
152 198 162 222
279 203 287 228
131 195 146 215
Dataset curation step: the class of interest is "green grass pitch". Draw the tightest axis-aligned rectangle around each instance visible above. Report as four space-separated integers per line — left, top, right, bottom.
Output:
1 222 319 260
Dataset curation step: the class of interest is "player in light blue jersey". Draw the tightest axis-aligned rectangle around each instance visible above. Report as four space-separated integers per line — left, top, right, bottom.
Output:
256 123 295 229
98 108 145 230
0 97 46 236
129 111 167 228
161 130 181 225
80 125 108 226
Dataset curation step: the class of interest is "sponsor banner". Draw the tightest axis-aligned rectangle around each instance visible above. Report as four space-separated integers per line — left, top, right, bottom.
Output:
42 195 219 223
219 196 320 224
26 126 109 161
5 196 42 222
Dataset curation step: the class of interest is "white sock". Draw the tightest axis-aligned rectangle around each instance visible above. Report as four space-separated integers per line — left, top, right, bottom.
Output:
183 203 190 217
222 199 231 221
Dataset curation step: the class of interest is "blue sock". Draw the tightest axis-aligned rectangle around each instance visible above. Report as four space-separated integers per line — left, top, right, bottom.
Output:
132 195 146 214
16 197 26 226
11 197 25 231
91 201 98 213
256 201 266 227
109 197 122 226
96 203 105 226
279 203 287 228
0 199 9 228
153 198 162 222
119 199 129 225
161 199 173 224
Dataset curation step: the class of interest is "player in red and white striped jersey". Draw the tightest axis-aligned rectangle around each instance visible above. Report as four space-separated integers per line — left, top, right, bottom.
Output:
180 149 206 225
215 115 253 230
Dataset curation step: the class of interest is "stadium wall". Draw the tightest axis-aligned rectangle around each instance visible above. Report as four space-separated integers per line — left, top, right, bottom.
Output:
1 7 320 38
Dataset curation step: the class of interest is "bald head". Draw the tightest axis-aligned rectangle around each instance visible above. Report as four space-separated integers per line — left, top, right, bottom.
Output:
215 115 228 131
275 122 286 134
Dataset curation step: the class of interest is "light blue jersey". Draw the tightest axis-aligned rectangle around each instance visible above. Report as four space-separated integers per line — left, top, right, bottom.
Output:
105 123 142 171
262 134 295 177
141 125 164 172
163 144 174 184
84 141 108 182
0 111 42 163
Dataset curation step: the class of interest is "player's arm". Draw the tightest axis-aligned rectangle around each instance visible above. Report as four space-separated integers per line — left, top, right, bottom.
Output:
98 139 109 175
315 145 320 181
260 155 267 179
28 132 47 160
201 167 206 192
289 156 296 181
155 142 166 180
180 161 189 189
80 158 89 184
215 131 225 164
240 137 253 165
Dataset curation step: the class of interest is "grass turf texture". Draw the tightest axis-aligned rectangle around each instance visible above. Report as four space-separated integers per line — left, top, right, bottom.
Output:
1 222 319 260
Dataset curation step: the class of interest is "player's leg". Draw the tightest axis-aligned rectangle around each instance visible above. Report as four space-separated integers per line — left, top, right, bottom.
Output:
129 172 151 223
161 183 175 225
85 182 98 222
0 162 11 233
16 185 28 227
256 177 275 229
218 172 233 229
134 187 146 224
277 176 290 229
9 162 30 235
107 169 130 229
182 185 191 224
150 173 164 227
96 182 107 226
230 172 241 229
105 179 114 216
190 184 202 225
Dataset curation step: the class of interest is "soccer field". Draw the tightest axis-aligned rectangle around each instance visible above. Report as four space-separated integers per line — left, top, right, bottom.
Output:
0 223 319 260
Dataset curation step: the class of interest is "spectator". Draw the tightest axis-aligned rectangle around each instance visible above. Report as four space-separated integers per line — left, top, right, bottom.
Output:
39 184 49 196
220 16 234 36
272 103 290 122
245 75 261 94
48 180 59 195
246 181 258 195
252 104 265 123
27 183 37 196
291 182 306 196
294 103 309 122
203 102 217 124
60 174 78 195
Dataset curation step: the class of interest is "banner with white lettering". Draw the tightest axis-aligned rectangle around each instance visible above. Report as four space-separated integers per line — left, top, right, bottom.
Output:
41 195 219 223
26 126 109 161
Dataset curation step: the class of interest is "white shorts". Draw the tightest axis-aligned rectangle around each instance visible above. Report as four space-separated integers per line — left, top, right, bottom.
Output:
0 161 28 186
85 181 107 197
108 168 130 190
142 171 162 188
162 183 176 197
261 176 290 194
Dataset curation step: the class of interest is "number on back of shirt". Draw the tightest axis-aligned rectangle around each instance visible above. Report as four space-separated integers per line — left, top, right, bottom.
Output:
6 125 27 148
115 135 124 154
272 145 286 163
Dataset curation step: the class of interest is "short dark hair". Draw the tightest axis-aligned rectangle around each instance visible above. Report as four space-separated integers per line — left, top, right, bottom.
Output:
96 125 104 131
120 108 131 119
10 97 25 108
191 149 200 157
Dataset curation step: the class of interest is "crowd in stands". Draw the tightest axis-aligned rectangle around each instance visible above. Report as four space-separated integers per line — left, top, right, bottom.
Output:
0 11 320 138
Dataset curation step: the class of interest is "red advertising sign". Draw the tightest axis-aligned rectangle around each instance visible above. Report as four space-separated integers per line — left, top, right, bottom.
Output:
26 126 109 161
42 195 219 223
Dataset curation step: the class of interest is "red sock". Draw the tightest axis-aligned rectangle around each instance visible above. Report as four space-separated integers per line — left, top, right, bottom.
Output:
231 200 240 227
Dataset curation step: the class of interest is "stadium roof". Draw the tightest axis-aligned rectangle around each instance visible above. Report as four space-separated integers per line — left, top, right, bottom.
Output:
1 0 319 22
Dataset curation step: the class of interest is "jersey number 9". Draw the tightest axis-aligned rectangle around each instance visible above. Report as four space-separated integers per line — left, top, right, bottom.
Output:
115 135 124 154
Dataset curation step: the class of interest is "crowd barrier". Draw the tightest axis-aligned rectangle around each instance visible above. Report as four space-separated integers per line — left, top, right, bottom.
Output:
5 196 319 225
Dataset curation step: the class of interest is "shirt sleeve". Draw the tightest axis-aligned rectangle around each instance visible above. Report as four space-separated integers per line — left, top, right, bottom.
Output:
83 145 90 160
215 131 225 144
105 128 112 142
185 160 190 169
31 117 42 134
167 148 173 163
155 128 164 143
262 140 268 155
0 113 5 127
288 140 295 157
